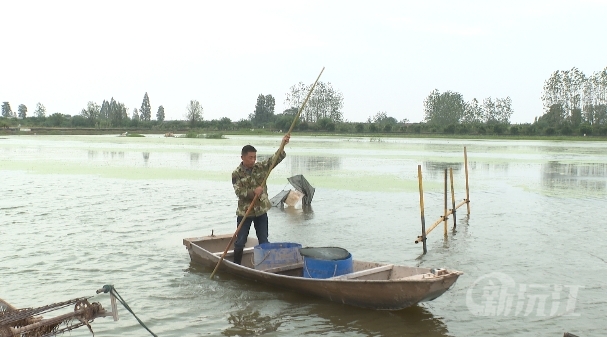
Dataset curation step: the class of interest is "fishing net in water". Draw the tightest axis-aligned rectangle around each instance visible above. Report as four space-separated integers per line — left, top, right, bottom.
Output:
0 297 101 337
288 175 315 205
299 247 350 261
270 174 315 207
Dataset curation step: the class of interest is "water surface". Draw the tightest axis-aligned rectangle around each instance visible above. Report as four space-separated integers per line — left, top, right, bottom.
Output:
1 135 606 336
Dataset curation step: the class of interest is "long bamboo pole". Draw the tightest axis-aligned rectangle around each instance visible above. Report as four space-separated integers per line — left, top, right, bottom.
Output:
464 146 471 214
443 168 448 236
210 67 325 279
415 209 454 243
417 165 427 254
450 167 456 229
455 199 467 210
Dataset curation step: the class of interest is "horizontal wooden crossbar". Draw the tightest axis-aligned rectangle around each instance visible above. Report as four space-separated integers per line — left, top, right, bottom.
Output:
415 199 470 243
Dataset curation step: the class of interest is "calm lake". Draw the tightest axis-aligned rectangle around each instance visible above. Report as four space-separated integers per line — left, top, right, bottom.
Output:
1 134 606 336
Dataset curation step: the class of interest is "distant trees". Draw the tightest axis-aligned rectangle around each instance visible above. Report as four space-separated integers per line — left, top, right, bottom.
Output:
132 108 140 121
8 68 607 137
79 99 129 127
2 102 13 117
480 97 513 125
316 117 335 131
99 100 110 120
18 104 27 118
110 99 127 127
80 101 100 125
217 117 232 130
250 94 275 126
7 95 167 128
236 119 253 130
186 100 203 126
77 92 163 126
273 113 292 131
541 67 607 126
424 89 513 126
156 105 165 122
367 111 398 125
284 81 344 123
34 102 46 118
367 111 398 131
423 90 466 125
461 98 482 124
140 92 152 121
48 113 65 127
98 98 128 127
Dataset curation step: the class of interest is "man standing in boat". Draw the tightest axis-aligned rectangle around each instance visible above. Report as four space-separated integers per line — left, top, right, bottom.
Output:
231 134 290 265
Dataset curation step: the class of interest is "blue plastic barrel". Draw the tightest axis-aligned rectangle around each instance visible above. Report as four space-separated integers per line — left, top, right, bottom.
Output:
253 242 303 270
303 253 353 279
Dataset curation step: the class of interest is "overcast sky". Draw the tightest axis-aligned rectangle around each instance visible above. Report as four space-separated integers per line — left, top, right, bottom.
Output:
2 0 606 124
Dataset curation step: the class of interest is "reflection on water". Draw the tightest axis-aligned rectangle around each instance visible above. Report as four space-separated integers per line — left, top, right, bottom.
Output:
279 204 314 222
222 299 450 337
425 161 511 178
103 151 124 159
190 152 200 164
223 310 282 336
425 161 463 172
472 162 509 173
424 161 463 178
309 304 450 337
289 155 341 173
87 150 126 161
542 162 607 192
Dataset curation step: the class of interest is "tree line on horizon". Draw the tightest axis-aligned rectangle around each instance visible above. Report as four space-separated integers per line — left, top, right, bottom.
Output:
2 70 607 137
539 67 607 134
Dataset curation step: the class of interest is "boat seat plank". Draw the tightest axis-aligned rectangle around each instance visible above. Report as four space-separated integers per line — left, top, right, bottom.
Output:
259 261 304 273
212 246 255 257
330 264 394 280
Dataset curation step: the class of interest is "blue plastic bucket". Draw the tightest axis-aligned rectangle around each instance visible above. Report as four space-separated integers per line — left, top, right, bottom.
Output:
253 242 303 270
303 253 353 279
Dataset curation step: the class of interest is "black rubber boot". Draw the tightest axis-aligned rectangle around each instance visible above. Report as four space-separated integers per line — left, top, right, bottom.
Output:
233 248 244 265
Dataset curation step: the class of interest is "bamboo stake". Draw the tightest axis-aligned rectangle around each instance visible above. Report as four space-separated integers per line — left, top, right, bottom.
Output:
417 165 427 254
443 169 448 236
210 67 325 279
450 167 456 229
464 146 471 214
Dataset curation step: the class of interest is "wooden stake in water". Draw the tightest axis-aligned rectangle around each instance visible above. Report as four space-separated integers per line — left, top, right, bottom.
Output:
210 67 325 279
464 146 471 214
417 165 427 254
450 167 457 229
443 168 448 236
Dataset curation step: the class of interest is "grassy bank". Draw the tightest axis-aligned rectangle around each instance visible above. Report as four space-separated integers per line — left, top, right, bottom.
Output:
0 127 187 136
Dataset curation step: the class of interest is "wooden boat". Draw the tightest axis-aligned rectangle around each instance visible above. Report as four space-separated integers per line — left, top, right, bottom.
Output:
183 233 463 310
